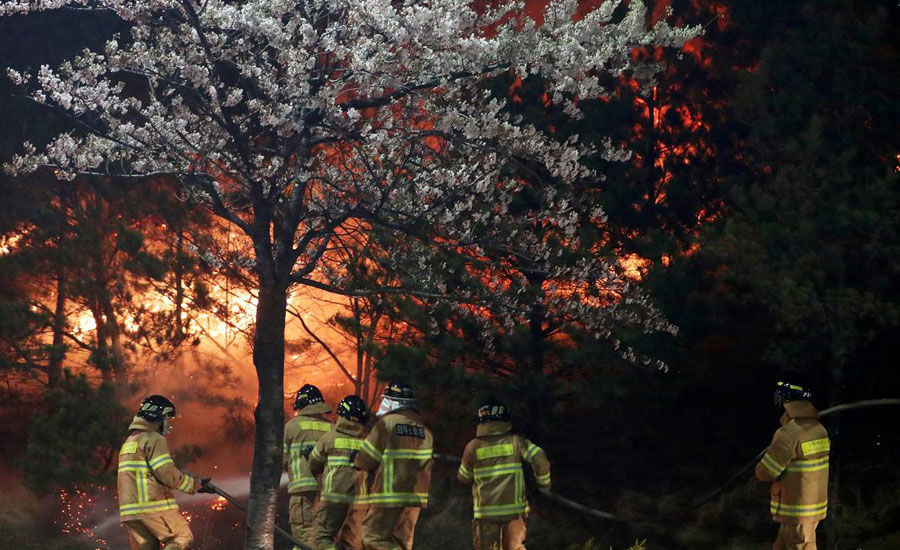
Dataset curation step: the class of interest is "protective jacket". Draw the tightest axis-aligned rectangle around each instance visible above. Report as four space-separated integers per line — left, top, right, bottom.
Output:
456 421 551 522
755 400 830 523
354 408 433 508
117 416 199 521
308 416 368 505
284 401 333 493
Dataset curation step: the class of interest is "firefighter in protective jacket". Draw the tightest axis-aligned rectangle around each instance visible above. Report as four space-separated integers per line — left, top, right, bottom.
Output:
354 383 433 550
284 383 334 548
308 395 372 550
756 381 830 550
457 400 551 550
118 395 214 550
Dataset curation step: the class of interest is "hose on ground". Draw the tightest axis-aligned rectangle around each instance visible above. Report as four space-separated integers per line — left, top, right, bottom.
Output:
433 398 900 525
207 482 314 550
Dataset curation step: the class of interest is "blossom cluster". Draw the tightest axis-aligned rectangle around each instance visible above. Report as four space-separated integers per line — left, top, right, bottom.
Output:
2 0 698 359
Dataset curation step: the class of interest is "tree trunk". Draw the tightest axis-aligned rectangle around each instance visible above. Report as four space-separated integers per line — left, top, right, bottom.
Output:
244 280 288 550
523 273 549 439
48 185 69 387
174 230 185 341
98 288 127 382
89 302 113 383
48 270 66 387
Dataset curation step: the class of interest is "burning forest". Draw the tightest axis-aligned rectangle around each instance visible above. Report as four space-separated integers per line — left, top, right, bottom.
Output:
2 0 900 550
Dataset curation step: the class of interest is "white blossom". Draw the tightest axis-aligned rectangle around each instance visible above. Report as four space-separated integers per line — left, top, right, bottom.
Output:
2 0 698 360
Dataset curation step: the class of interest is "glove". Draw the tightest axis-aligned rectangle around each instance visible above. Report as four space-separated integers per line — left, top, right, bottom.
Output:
197 477 215 494
302 446 313 459
348 450 359 463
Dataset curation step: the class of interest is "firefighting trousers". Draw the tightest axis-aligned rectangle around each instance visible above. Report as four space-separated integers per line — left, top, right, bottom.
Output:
361 506 420 550
774 521 819 550
472 517 527 550
289 493 318 549
314 503 367 550
122 511 193 550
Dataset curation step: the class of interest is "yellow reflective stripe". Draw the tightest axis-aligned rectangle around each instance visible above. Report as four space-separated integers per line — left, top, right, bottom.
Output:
473 502 528 518
117 460 149 472
137 465 148 502
383 448 433 460
290 442 316 451
149 454 174 470
321 492 358 504
458 464 474 480
770 500 828 517
534 472 551 486
119 498 179 516
335 438 363 450
178 475 195 492
120 441 138 455
475 444 514 460
288 478 318 491
360 440 383 463
785 457 829 472
299 421 332 432
310 446 324 463
760 453 786 477
473 462 523 480
327 456 353 466
523 443 542 461
800 438 831 456
360 492 429 505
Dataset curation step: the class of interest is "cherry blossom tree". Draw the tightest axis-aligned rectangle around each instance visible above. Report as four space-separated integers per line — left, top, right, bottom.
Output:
1 0 698 547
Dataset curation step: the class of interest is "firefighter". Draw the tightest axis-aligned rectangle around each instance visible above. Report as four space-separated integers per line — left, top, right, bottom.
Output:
308 395 372 550
354 383 433 550
456 400 551 550
756 380 831 550
118 395 215 550
284 383 334 548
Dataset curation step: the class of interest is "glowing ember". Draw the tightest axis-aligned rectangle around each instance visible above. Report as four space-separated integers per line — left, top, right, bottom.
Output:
210 496 228 512
56 486 110 550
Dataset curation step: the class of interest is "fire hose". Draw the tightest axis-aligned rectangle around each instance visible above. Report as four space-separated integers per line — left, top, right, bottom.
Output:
433 399 900 525
207 399 900 541
206 482 314 550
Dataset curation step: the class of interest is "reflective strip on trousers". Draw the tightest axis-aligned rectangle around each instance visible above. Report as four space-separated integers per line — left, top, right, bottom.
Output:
360 492 429 506
770 500 828 517
473 502 529 519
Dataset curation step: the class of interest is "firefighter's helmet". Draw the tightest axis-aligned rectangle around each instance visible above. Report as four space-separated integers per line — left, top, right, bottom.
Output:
293 384 325 411
337 395 370 424
383 382 415 400
774 380 812 408
477 400 510 424
136 395 176 423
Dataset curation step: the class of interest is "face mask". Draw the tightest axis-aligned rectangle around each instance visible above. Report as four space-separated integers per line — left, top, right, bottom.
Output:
376 397 396 417
377 396 415 417
162 417 173 435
